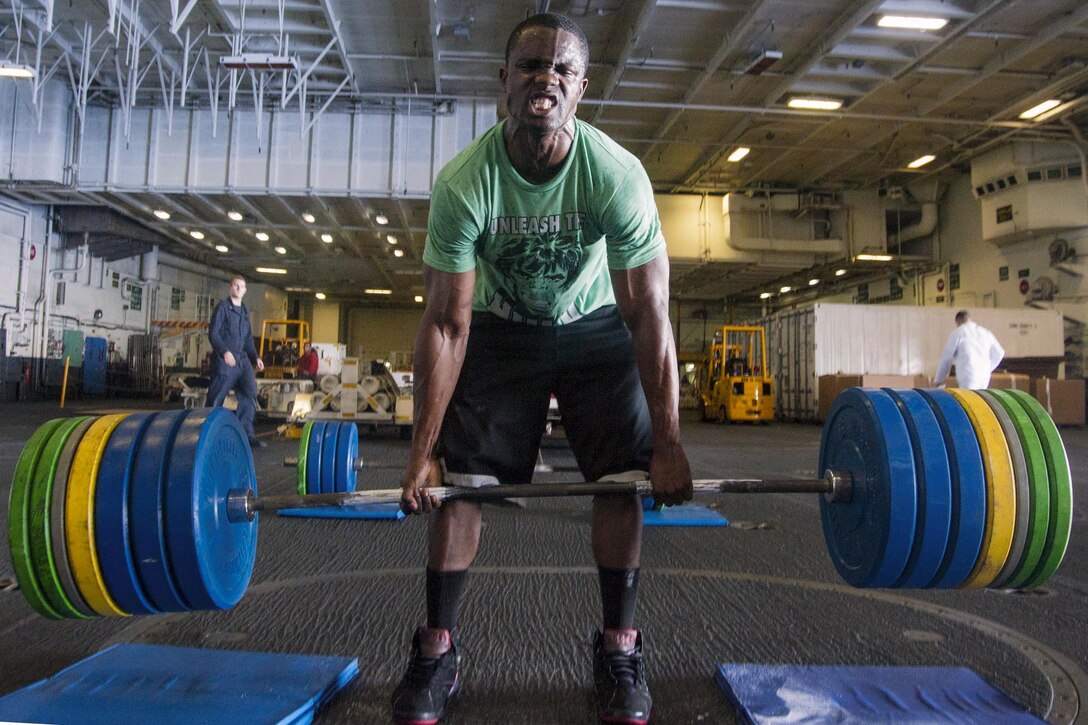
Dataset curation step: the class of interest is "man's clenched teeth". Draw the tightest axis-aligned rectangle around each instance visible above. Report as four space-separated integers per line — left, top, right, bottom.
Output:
530 96 555 111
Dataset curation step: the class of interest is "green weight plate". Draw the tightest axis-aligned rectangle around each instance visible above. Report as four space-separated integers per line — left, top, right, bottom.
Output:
985 390 1050 589
976 392 1031 590
29 417 96 618
297 421 313 496
47 416 98 618
8 419 66 619
1002 389 1072 588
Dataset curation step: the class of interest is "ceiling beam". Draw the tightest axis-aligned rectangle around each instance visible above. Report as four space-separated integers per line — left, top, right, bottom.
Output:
589 0 657 125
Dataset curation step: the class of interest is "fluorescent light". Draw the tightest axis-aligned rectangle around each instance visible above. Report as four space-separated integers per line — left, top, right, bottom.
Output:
727 147 750 162
255 232 270 242
1019 99 1061 120
877 15 948 31
759 292 772 299
0 62 36 79
153 209 171 220
220 54 298 71
364 288 392 295
809 278 820 286
315 292 327 300
215 244 229 253
321 233 333 243
227 210 243 221
788 97 842 111
414 295 424 303
375 213 389 225
274 246 287 254
255 267 288 274
301 212 315 223
780 285 792 293
285 287 311 292
855 253 894 262
189 230 205 240
835 268 847 276
386 235 398 244
907 154 936 169
393 248 404 257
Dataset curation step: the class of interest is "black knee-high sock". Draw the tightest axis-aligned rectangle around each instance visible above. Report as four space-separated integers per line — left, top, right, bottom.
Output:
598 567 639 630
426 567 468 630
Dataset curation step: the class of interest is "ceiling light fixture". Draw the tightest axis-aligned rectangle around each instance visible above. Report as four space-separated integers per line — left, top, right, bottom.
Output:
835 268 847 276
855 253 894 262
365 288 392 295
285 287 311 292
215 244 229 253
788 97 842 111
877 15 948 31
315 292 327 300
153 209 171 220
744 49 782 76
321 233 333 243
220 54 299 71
907 154 936 169
727 147 750 162
393 249 404 257
780 286 792 294
759 292 772 300
0 61 36 79
375 213 389 225
274 246 287 254
189 230 205 240
255 267 288 274
1018 99 1061 120
809 278 820 286
301 212 316 223
414 295 424 303
227 210 243 221
387 235 398 244
255 232 270 242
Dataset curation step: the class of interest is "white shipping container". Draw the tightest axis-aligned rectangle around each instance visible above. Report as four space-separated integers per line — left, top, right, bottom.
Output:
761 304 1064 420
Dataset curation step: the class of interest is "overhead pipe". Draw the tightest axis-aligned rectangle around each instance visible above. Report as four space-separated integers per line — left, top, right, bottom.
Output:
1059 118 1088 200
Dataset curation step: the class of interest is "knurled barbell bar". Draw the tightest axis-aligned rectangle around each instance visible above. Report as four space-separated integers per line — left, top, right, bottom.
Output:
7 387 1072 622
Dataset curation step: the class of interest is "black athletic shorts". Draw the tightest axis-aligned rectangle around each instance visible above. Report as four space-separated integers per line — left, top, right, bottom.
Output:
438 305 654 486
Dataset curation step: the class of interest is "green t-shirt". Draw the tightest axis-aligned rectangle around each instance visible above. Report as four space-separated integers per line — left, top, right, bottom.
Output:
423 118 665 325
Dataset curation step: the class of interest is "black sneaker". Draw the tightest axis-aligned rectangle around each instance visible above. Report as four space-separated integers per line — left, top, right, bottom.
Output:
593 630 651 724
391 628 461 725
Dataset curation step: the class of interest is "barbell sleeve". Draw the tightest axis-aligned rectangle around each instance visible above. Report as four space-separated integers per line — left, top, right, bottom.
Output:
226 470 851 523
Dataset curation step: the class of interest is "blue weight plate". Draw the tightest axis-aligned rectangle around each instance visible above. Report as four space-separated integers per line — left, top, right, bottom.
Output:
130 409 192 611
819 388 917 588
306 422 326 495
320 422 341 495
95 412 159 615
165 407 258 611
884 389 953 588
335 423 359 493
917 389 988 588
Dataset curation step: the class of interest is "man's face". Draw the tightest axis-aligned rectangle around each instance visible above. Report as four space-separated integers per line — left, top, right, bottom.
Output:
500 28 588 134
229 278 246 300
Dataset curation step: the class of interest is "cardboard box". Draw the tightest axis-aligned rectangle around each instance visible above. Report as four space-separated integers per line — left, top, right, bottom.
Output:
1032 378 1085 426
944 373 1031 390
817 374 928 421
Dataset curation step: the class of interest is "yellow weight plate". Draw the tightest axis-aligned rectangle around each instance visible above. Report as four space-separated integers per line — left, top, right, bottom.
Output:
66 414 130 617
947 389 1016 588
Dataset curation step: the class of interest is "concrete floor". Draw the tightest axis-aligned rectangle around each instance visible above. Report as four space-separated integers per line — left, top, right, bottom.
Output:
0 399 1084 723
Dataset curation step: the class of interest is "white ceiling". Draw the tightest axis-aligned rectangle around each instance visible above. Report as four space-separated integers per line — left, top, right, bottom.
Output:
1 0 1087 303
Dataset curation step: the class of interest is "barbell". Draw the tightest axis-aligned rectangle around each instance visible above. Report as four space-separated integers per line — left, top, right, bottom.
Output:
7 387 1072 621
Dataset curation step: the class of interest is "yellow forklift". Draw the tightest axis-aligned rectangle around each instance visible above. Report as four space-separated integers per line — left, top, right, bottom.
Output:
699 325 775 423
258 319 311 379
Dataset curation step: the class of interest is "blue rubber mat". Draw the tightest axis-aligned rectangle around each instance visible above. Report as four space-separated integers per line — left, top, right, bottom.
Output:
716 663 1044 723
643 502 729 527
0 643 358 725
279 502 406 520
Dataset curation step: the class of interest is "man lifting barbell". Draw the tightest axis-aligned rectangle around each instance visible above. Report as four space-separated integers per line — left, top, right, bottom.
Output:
393 12 693 725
